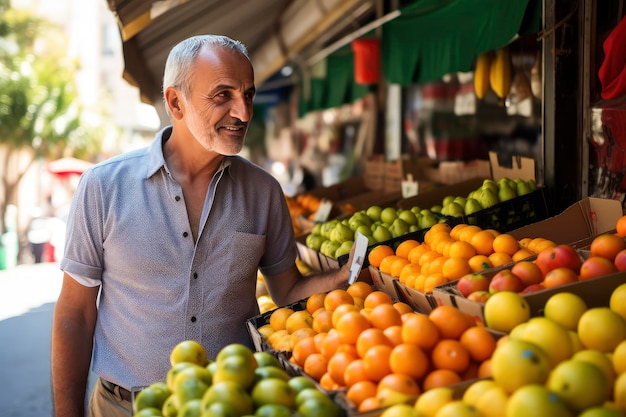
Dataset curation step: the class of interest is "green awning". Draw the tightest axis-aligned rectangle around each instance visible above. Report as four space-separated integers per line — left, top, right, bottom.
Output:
382 0 538 86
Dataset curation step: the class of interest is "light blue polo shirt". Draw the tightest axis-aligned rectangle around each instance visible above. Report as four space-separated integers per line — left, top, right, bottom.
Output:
61 127 296 390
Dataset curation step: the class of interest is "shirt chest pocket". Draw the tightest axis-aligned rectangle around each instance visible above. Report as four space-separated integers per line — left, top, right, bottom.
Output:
225 231 266 283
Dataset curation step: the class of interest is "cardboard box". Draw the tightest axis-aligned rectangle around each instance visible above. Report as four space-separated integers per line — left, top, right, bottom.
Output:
368 266 402 302
432 271 626 326
422 159 492 185
384 156 423 193
489 151 536 181
393 279 438 314
363 157 386 191
508 197 624 246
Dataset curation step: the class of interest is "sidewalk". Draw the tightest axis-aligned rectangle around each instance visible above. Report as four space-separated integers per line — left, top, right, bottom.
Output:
0 262 63 417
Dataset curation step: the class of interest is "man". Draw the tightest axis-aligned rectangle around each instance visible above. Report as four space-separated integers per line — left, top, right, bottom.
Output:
51 35 351 417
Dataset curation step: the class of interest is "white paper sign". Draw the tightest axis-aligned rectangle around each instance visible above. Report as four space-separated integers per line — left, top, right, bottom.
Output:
401 173 419 198
313 199 333 223
348 232 369 284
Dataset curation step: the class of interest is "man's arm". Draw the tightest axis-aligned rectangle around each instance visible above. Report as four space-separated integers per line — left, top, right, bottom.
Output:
51 273 100 417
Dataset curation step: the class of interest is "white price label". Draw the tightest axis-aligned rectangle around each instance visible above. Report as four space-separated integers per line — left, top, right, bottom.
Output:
313 199 333 223
348 232 369 284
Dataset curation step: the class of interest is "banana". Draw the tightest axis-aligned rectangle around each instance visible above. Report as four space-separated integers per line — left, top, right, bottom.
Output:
474 51 494 99
489 46 512 99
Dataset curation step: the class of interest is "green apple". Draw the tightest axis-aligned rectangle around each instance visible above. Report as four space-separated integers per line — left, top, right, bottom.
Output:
365 205 383 222
389 218 410 238
464 198 483 216
305 234 326 251
380 207 398 225
334 240 354 258
397 209 418 226
372 225 392 243
330 223 354 244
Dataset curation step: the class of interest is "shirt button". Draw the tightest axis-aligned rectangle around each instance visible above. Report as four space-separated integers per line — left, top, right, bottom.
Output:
175 195 181 201
193 272 198 279
183 232 189 238
191 316 197 322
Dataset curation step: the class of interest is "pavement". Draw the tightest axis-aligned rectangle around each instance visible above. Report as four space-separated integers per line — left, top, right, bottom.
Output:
0 262 95 417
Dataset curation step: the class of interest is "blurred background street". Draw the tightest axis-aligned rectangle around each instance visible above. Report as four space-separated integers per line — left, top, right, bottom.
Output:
0 262 96 417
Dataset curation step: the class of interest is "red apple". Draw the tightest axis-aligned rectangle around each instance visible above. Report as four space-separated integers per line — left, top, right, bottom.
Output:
614 249 626 272
489 269 525 293
456 273 490 298
519 283 545 295
467 290 491 302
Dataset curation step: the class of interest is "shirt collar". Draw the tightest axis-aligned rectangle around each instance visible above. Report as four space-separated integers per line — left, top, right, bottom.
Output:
146 126 233 178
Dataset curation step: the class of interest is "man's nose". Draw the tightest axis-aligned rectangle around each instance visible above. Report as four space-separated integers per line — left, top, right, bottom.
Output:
230 97 252 122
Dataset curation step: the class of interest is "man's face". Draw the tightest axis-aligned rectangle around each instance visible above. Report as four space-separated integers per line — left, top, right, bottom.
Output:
182 47 255 155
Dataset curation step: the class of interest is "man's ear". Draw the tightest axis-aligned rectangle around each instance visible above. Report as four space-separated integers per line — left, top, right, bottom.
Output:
165 87 183 119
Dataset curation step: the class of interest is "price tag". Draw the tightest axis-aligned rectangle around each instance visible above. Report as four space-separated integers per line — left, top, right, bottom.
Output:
313 199 333 223
348 232 369 284
401 173 419 198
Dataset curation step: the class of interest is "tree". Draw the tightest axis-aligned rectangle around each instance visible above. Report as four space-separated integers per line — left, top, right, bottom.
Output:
0 2 92 238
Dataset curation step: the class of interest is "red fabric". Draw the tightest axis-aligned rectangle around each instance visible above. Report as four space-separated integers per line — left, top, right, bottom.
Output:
599 15 626 101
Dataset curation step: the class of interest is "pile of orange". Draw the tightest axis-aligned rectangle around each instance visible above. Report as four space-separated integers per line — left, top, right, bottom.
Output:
263 283 499 413
368 222 555 294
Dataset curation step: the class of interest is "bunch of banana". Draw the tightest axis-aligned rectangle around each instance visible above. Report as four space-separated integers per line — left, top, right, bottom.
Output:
474 51 494 99
489 46 512 99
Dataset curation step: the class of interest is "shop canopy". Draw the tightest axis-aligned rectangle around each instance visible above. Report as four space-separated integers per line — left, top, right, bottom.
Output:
381 0 541 86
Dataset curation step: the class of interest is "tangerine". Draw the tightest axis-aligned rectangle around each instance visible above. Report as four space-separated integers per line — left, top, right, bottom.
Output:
363 290 394 309
617 215 626 237
401 312 440 351
324 289 354 312
362 344 393 382
590 233 626 261
429 305 474 339
368 303 403 329
389 343 430 380
395 240 421 259
377 373 421 396
346 380 378 408
422 369 463 391
368 245 395 268
459 326 497 362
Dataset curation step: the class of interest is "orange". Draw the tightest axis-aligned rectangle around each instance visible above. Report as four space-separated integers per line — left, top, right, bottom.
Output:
422 369 462 391
331 303 360 328
312 309 333 333
320 329 341 359
518 237 533 248
303 353 328 381
377 373 421 396
395 240 421 259
458 225 482 243
306 292 327 315
368 245 395 268
448 240 477 260
399 263 422 284
427 255 448 275
488 252 513 267
392 301 414 316
512 248 534 262
319 372 340 391
590 233 626 261
362 344 393 382
347 281 374 300
355 327 393 358
335 311 371 345
579 256 619 280
343 358 370 387
468 254 493 272
401 312 440 351
408 244 431 264
491 233 520 256
289 327 318 349
363 290 394 309
357 396 381 412
383 325 404 347
389 343 430 380
429 305 474 339
285 310 314 334
617 215 626 237
418 250 442 268
431 339 470 374
390 257 411 278
327 351 357 386
450 224 469 240
477 358 492 378
269 307 295 331
459 326 497 362
441 257 472 281
346 380 378 408
423 273 448 294
292 336 319 367
324 289 354 312
379 255 403 275
534 239 557 253
368 303 403 330
470 230 496 256
429 223 452 235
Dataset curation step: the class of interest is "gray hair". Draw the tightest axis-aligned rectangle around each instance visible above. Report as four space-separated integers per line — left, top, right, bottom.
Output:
162 35 249 112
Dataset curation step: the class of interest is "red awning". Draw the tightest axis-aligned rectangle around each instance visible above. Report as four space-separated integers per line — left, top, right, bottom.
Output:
46 157 94 177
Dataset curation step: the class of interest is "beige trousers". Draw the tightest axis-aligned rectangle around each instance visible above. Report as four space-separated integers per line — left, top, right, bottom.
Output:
87 378 132 417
